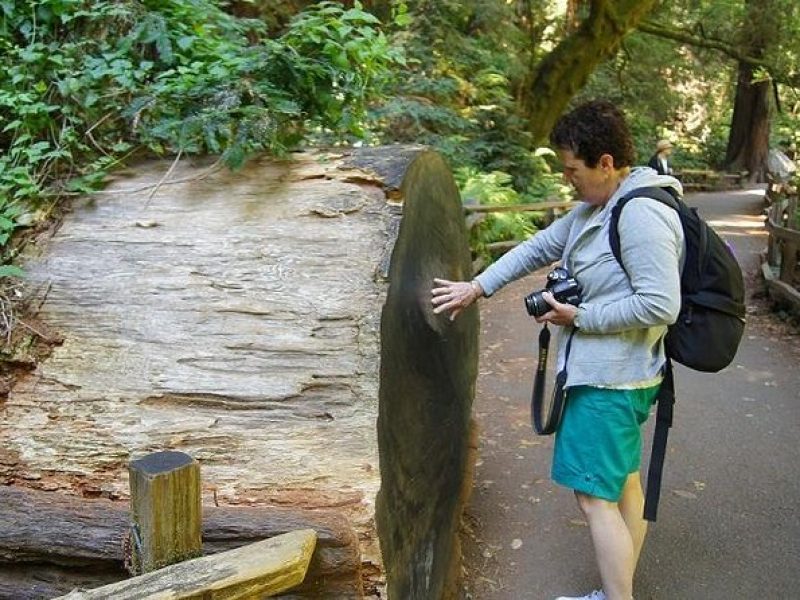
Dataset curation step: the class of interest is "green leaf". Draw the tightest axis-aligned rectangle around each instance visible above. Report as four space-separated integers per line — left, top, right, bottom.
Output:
334 51 350 69
2 120 22 133
223 144 246 170
0 265 24 278
177 36 194 51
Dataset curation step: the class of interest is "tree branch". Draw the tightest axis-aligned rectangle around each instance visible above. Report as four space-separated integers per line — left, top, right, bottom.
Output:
521 0 659 144
637 20 799 87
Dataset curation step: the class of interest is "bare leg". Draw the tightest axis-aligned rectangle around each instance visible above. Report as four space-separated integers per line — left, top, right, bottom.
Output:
576 493 634 600
618 472 648 570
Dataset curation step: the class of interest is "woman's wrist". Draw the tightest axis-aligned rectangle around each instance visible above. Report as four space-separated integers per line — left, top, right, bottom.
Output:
573 305 586 329
470 279 484 301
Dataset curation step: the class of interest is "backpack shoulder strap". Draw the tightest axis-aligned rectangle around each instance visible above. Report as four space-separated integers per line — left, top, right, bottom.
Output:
608 186 682 522
607 186 682 522
644 358 675 521
609 186 680 268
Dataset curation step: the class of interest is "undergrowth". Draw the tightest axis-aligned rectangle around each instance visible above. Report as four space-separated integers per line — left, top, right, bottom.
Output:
0 0 403 267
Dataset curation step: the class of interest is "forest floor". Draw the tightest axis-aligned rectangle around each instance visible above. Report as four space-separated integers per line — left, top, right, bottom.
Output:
459 186 800 600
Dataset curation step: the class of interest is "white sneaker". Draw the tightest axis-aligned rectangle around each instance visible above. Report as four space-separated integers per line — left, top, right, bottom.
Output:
555 591 606 600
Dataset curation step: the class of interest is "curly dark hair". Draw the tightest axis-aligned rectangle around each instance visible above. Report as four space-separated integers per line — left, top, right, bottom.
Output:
549 100 635 168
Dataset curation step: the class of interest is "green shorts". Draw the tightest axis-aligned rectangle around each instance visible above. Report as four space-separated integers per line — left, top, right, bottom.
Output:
551 384 660 502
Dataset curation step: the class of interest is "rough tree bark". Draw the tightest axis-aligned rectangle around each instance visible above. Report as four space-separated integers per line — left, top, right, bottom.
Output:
521 0 658 145
725 61 771 180
724 0 777 180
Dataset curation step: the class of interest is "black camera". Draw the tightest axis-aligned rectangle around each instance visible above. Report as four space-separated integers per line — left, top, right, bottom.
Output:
524 267 582 318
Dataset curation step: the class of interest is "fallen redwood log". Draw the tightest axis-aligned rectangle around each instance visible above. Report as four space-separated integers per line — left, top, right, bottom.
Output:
1 146 479 598
0 486 360 599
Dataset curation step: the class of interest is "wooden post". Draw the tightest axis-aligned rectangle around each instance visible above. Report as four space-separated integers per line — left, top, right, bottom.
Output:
128 451 202 575
787 194 798 230
767 231 778 266
767 205 780 266
780 241 798 284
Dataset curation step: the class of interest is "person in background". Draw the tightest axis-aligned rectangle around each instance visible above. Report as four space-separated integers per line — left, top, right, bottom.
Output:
431 100 684 600
647 139 673 175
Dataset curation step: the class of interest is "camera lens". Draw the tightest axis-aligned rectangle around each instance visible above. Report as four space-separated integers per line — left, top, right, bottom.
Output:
524 291 549 318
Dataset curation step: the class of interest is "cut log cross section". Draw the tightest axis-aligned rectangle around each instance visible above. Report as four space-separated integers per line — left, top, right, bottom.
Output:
376 151 480 598
0 146 481 597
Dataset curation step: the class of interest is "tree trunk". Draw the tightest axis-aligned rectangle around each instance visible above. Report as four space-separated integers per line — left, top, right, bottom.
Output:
565 0 582 33
521 0 658 145
225 1 313 34
724 0 776 181
724 61 771 180
361 0 393 22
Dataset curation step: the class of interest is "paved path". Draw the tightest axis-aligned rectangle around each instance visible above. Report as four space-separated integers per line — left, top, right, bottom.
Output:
461 187 800 600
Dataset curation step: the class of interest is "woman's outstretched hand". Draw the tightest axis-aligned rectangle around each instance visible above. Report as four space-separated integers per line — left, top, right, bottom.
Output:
431 278 483 321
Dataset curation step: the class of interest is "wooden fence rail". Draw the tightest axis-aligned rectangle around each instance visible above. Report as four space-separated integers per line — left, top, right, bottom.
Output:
675 169 748 192
463 199 575 214
762 182 800 313
464 170 747 273
464 198 575 274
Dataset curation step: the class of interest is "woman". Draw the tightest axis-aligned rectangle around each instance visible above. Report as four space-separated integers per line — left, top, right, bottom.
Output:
647 139 674 175
431 100 684 600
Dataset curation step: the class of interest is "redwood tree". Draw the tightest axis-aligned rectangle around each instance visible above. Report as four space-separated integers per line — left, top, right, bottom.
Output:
637 0 798 179
725 62 771 180
724 0 778 179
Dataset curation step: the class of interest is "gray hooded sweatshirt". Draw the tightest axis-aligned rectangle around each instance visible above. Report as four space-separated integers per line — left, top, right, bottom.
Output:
474 167 685 388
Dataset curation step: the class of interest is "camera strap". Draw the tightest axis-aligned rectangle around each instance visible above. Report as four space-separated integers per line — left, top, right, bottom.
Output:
530 325 575 435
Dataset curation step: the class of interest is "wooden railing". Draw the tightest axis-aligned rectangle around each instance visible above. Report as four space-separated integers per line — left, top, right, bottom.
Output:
762 181 800 312
464 168 749 274
464 198 575 274
676 169 748 192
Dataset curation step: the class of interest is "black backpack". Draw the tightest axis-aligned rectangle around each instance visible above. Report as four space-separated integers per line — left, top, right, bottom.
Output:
609 186 746 520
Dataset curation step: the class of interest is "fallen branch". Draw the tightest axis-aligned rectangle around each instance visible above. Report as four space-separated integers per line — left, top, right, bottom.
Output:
56 529 317 600
144 149 183 208
86 157 224 196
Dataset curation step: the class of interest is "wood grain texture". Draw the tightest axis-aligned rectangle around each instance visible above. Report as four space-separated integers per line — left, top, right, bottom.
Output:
128 452 202 574
0 147 430 596
1 152 393 504
0 146 478 598
55 529 317 600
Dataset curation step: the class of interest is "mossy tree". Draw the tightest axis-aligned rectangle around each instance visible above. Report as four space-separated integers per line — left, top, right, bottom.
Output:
520 0 659 145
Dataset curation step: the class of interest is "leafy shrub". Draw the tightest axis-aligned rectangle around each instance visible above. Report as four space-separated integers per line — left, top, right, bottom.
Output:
0 0 402 264
456 159 571 265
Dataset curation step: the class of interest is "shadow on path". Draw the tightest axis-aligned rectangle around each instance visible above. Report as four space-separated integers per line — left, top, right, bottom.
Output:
461 187 800 600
